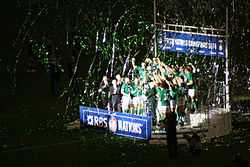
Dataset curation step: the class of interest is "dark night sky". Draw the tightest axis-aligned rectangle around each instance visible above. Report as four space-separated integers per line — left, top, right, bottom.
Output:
1 1 19 59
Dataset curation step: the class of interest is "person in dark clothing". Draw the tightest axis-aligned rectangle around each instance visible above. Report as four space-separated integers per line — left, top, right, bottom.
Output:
115 74 123 112
190 132 201 155
110 79 121 112
184 132 202 155
98 75 111 110
163 111 178 158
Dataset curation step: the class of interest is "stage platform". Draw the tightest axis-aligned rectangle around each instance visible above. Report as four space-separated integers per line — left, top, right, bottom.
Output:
78 106 232 144
149 108 232 145
150 125 208 145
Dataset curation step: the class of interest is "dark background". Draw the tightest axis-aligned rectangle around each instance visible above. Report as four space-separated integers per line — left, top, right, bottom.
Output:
0 0 250 166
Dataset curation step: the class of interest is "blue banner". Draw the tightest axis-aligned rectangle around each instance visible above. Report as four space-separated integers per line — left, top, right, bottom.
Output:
158 31 225 57
80 106 152 140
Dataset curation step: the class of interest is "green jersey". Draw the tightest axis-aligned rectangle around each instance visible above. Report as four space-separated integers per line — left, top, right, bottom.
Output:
121 83 131 95
131 84 143 97
132 66 140 79
178 71 185 78
156 87 168 106
161 70 168 79
185 72 193 81
176 85 185 99
185 72 195 89
169 86 177 100
138 67 146 81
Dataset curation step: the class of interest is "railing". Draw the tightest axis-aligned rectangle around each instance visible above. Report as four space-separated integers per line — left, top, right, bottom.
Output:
156 23 226 37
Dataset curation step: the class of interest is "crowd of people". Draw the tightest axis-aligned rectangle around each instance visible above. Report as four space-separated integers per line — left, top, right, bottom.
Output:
98 57 199 126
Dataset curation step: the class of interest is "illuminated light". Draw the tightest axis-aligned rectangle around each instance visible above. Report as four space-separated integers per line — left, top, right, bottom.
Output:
176 48 183 51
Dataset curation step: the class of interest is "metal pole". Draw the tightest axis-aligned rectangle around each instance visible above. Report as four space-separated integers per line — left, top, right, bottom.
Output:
225 7 230 110
153 0 157 57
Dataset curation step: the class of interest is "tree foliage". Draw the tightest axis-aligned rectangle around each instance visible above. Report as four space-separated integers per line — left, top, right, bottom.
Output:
11 0 250 110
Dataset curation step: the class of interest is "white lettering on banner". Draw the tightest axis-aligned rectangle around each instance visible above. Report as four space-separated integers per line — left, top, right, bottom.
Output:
164 38 218 50
117 120 143 134
86 115 108 128
94 116 99 126
99 117 108 128
87 115 94 126
118 120 122 131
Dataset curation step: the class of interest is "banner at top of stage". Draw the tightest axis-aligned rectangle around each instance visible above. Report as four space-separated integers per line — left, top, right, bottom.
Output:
158 30 225 57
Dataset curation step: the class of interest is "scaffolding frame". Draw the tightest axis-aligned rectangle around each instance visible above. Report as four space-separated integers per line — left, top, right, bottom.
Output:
153 10 229 111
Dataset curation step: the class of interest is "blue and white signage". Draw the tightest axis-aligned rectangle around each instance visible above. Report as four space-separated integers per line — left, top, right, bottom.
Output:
80 106 152 140
158 31 225 57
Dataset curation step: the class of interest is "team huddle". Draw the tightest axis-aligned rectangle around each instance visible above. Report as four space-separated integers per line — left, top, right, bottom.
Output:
98 57 198 126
